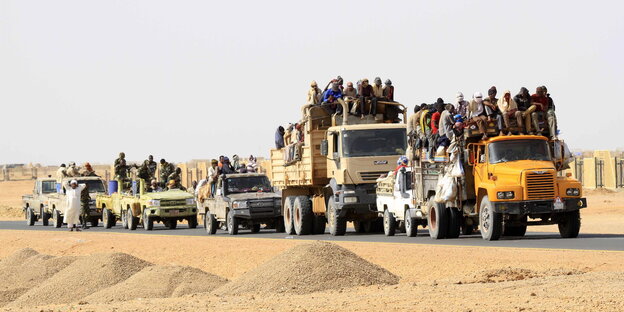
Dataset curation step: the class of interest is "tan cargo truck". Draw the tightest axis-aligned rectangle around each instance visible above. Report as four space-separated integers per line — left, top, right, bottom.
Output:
269 101 407 236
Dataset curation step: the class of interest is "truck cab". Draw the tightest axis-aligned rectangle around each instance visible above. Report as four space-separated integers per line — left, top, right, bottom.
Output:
201 173 283 235
22 178 57 226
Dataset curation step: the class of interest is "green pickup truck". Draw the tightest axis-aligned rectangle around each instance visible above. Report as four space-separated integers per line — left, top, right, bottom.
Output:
96 179 198 230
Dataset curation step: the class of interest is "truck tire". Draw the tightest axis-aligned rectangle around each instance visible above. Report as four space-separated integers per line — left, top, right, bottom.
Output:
122 209 129 229
371 218 384 233
205 213 217 234
353 221 365 233
165 219 177 229
127 209 138 230
447 208 461 239
503 215 527 237
26 207 35 226
558 210 581 238
251 223 261 233
102 208 114 229
227 209 239 235
283 197 295 235
313 215 326 234
188 215 198 229
383 209 396 236
427 199 448 239
293 196 313 235
143 210 153 231
327 196 346 236
405 210 417 237
275 217 285 233
479 195 502 241
53 209 63 228
41 208 50 226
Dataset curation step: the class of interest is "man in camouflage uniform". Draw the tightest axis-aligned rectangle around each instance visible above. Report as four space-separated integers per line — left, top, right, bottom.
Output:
159 159 175 184
114 152 129 180
80 184 91 229
146 155 157 180
137 160 152 183
167 167 186 190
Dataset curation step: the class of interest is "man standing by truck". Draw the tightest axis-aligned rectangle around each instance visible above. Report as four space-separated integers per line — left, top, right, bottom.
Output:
80 184 90 229
65 180 85 231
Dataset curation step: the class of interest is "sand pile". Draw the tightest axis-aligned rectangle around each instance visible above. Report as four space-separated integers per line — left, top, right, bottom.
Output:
84 265 228 303
0 249 77 307
8 252 151 308
460 267 585 284
215 241 399 295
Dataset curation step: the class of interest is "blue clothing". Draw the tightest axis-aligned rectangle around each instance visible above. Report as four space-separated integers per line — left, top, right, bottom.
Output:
322 89 343 103
275 129 285 149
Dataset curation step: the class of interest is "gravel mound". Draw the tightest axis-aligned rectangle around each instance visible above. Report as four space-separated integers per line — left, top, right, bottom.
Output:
84 265 228 303
460 267 585 284
0 249 77 307
215 241 399 295
8 252 151 308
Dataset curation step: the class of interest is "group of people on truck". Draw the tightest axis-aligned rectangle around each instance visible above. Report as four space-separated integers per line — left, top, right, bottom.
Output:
306 75 399 120
112 153 185 192
408 85 558 159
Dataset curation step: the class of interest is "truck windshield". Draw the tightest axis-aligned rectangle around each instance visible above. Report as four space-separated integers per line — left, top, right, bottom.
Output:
488 140 551 164
41 181 57 193
225 176 272 194
342 128 406 157
79 180 106 193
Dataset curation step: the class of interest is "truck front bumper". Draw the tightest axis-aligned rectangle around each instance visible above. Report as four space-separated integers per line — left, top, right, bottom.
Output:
147 206 197 218
232 206 281 220
335 184 378 219
493 198 587 214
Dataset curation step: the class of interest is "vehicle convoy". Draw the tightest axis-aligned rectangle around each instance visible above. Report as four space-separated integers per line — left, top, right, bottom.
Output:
96 179 198 230
377 120 586 241
29 177 108 228
269 100 407 236
199 173 283 235
22 178 58 226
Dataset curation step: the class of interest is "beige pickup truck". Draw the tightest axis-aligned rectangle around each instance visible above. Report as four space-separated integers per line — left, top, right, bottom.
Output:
200 173 283 235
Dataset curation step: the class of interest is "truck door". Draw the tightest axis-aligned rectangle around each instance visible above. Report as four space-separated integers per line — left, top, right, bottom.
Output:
470 144 487 193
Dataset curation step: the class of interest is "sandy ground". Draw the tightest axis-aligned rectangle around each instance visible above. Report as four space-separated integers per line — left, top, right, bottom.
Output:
0 230 623 311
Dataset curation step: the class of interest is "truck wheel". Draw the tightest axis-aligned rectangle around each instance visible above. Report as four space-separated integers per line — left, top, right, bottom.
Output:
102 208 114 229
143 210 153 231
371 218 384 233
127 209 138 230
227 209 239 235
41 208 50 226
405 210 417 237
383 209 396 236
503 215 527 237
447 208 461 239
558 210 581 238
26 208 35 226
293 196 313 235
353 220 372 233
312 215 326 234
427 199 448 239
251 223 261 233
275 217 285 233
206 213 217 234
283 197 295 235
53 209 63 228
479 195 502 241
327 196 346 236
188 215 198 229
122 209 129 229
165 219 177 229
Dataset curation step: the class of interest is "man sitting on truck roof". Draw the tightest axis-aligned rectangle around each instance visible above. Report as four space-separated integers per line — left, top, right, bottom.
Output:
468 92 488 140
343 81 358 114
66 162 80 177
514 87 535 135
530 86 549 136
307 80 322 106
498 90 524 135
321 82 346 115
542 85 558 139
80 162 97 177
358 78 376 118
454 92 469 118
438 104 455 148
484 87 505 136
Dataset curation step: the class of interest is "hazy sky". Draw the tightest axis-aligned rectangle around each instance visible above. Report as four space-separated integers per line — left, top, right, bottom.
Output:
1 0 622 165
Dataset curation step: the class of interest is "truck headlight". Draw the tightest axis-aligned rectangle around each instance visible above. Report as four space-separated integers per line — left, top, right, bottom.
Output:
186 198 196 205
496 191 514 200
566 188 580 196
344 196 358 204
232 201 248 209
148 199 160 206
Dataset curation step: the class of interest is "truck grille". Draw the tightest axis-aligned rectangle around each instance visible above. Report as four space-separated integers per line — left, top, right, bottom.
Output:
359 171 387 182
161 200 186 206
525 171 555 200
249 200 274 208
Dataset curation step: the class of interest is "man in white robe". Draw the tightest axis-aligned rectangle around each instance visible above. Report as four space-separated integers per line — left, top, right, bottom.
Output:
64 179 85 231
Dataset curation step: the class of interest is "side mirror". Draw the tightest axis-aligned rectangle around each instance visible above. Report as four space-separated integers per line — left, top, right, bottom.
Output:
320 139 328 156
479 154 486 163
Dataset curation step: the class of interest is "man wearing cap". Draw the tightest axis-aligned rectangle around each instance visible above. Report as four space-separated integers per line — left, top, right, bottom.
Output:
64 179 86 231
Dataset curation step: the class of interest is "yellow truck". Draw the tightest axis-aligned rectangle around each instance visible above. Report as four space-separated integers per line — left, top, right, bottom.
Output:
396 130 586 241
269 101 407 236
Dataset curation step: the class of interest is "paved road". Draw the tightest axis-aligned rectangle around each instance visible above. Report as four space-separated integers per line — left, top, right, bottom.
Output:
1 220 623 251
